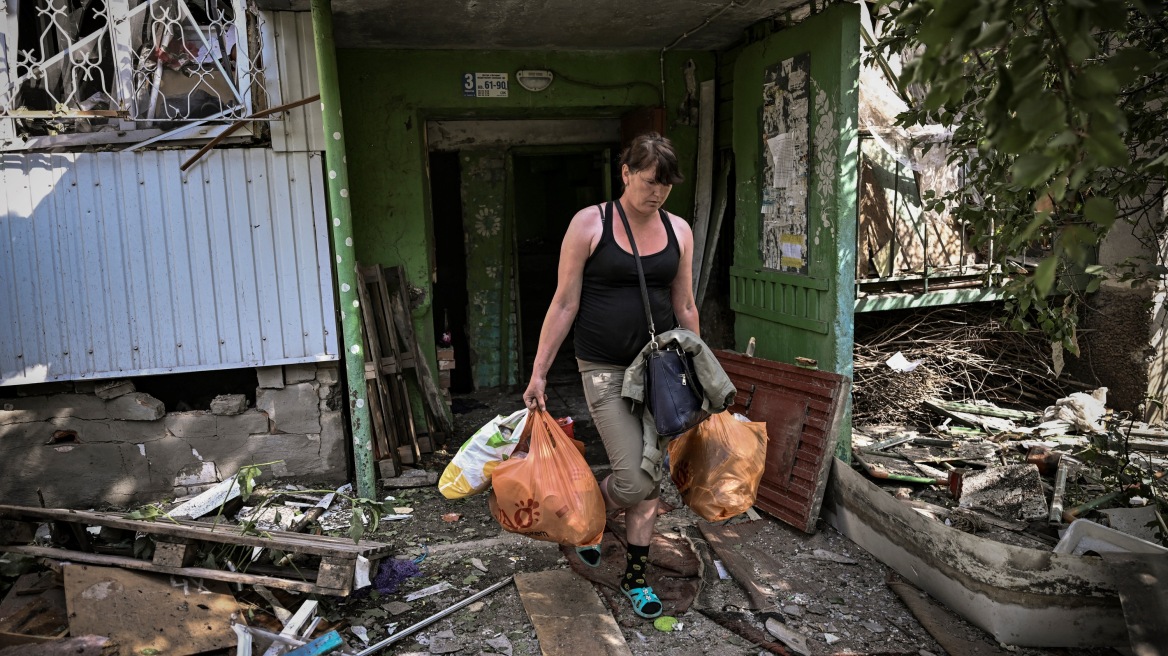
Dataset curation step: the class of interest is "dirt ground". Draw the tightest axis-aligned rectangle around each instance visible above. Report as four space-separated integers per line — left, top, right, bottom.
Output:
292 386 1123 656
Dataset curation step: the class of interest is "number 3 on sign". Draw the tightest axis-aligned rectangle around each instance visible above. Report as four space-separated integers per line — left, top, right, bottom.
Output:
463 73 476 97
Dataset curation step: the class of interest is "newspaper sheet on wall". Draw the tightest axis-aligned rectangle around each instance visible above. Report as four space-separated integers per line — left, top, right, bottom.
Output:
760 52 811 273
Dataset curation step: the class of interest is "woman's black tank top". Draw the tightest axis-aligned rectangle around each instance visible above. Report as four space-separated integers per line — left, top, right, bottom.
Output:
574 201 680 366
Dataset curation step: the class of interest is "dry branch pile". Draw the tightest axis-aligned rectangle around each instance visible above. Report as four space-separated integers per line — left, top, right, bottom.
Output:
852 306 1090 425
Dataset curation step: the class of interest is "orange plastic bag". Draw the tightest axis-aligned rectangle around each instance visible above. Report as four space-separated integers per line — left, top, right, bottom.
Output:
668 412 768 522
487 409 605 546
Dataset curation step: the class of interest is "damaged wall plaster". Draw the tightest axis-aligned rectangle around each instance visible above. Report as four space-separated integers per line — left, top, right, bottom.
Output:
730 3 859 378
0 362 346 508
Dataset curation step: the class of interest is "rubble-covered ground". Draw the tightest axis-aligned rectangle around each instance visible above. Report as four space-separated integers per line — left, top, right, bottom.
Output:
0 380 1141 655
229 386 1122 656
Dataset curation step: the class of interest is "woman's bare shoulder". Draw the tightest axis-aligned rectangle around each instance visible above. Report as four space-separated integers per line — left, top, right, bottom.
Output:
664 211 694 239
565 204 604 241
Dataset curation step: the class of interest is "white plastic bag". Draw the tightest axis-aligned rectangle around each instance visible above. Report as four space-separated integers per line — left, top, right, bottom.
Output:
438 408 528 499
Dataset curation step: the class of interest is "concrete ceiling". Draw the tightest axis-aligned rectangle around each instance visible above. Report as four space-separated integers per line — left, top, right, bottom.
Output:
264 0 812 50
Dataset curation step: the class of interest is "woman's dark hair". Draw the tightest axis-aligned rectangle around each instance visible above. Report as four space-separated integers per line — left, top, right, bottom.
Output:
620 132 684 185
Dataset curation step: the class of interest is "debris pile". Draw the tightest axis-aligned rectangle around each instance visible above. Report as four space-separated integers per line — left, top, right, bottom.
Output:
852 307 1091 425
852 390 1168 556
0 466 519 655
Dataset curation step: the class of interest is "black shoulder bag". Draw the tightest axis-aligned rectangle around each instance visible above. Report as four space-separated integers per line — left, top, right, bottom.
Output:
613 200 708 437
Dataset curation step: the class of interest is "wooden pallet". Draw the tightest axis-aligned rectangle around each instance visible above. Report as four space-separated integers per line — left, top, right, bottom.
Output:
356 263 454 476
0 504 391 596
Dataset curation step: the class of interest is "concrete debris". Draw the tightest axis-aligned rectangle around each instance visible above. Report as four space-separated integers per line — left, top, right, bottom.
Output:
427 629 461 653
351 625 370 644
1099 506 1164 543
797 548 858 565
381 469 439 488
404 582 453 602
823 633 840 645
165 474 243 519
210 393 249 415
105 391 165 420
764 617 810 655
956 464 1049 521
94 379 135 400
484 633 513 656
384 601 413 616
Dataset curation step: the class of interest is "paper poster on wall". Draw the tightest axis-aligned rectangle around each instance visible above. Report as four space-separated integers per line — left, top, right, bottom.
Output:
760 52 811 273
462 73 509 98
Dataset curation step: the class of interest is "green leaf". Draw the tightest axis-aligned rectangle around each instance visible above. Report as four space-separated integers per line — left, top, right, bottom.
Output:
1010 153 1058 188
1084 127 1129 167
349 508 365 544
1083 197 1116 228
1034 257 1058 296
1106 48 1161 85
1085 277 1102 293
970 20 1009 49
1076 65 1121 97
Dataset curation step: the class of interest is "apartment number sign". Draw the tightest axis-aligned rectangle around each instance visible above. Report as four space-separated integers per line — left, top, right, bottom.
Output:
463 73 510 98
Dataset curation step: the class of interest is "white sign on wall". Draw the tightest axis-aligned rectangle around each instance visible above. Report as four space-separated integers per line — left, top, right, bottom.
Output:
462 73 509 98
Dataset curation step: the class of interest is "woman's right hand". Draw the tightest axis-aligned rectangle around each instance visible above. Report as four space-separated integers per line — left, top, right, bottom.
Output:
523 376 547 411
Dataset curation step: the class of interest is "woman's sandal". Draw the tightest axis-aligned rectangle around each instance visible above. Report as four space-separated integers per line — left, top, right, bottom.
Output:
575 545 602 568
621 586 663 619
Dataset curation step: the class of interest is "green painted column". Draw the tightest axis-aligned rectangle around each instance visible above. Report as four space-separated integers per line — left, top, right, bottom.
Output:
310 0 376 499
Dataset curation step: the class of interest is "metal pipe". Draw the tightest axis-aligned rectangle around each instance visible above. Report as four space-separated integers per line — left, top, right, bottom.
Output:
309 0 377 500
355 576 515 656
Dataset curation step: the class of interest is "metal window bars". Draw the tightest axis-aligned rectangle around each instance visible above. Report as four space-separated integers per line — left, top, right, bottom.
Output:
0 0 266 141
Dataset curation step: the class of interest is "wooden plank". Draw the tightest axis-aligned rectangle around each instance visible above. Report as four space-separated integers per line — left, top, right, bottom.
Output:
315 558 356 595
0 505 391 558
697 522 772 610
5 545 320 594
513 570 631 656
151 540 195 568
64 564 239 656
356 263 401 467
690 78 716 298
926 399 1038 421
696 153 731 311
384 265 456 438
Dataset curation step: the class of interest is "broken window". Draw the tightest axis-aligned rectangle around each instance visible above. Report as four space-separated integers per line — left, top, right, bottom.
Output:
0 0 265 149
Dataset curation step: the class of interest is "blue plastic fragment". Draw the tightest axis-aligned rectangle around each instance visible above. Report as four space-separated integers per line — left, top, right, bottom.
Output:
284 630 343 656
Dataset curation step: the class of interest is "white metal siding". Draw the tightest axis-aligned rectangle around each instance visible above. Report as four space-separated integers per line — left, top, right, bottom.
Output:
262 11 325 153
0 149 338 386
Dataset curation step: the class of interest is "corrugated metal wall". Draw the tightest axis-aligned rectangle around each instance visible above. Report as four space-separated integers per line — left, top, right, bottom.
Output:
263 11 325 153
0 149 338 386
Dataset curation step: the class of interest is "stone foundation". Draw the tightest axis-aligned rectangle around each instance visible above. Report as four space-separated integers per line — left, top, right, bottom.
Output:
0 362 346 508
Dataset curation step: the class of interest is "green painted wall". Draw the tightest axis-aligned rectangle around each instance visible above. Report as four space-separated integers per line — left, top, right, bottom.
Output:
336 49 714 388
731 4 859 376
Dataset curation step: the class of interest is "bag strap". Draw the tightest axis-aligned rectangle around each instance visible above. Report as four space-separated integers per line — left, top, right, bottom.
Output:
613 200 657 349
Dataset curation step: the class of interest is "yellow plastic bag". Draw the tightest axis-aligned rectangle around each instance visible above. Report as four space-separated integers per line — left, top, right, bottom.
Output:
438 408 528 499
488 410 605 546
668 412 768 521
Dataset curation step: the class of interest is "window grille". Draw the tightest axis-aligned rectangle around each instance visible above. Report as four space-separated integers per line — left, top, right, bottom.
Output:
0 0 267 149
